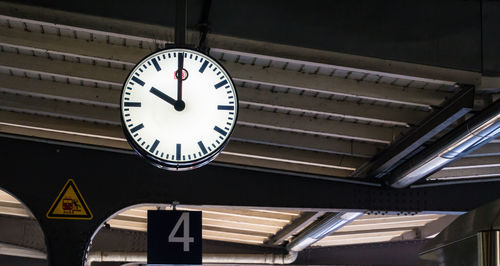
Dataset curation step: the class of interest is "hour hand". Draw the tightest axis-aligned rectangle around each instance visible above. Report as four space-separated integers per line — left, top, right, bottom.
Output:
150 87 176 106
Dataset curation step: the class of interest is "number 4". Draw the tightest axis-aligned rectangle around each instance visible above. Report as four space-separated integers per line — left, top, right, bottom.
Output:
168 212 195 251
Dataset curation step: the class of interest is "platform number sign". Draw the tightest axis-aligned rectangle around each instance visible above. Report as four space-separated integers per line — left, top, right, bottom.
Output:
148 210 202 264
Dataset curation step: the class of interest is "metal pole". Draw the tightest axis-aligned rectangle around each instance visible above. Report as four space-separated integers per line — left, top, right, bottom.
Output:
175 0 187 46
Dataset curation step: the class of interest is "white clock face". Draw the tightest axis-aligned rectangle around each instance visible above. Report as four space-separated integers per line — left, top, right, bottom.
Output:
121 48 238 170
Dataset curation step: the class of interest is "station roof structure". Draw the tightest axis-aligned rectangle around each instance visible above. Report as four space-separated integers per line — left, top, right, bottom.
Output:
0 1 499 265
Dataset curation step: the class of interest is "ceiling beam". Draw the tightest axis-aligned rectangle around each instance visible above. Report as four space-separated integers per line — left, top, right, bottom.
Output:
427 166 500 180
441 156 500 170
0 1 481 85
0 83 404 144
0 26 452 107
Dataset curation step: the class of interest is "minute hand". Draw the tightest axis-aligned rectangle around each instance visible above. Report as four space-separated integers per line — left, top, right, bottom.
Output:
150 87 176 106
177 53 184 101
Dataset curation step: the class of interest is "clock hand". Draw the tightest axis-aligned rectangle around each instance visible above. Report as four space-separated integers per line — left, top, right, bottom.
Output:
150 87 176 106
177 53 183 101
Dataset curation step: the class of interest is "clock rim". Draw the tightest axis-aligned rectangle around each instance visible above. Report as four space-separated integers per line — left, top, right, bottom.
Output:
119 47 239 171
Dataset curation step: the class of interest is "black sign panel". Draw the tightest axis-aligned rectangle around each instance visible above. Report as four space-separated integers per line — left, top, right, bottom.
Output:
148 210 202 264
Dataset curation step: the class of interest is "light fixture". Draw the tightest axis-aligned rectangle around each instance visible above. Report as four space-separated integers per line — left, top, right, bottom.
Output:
386 100 500 188
287 212 363 252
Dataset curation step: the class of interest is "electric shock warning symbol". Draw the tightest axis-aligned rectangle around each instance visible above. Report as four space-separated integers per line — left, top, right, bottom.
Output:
46 179 93 220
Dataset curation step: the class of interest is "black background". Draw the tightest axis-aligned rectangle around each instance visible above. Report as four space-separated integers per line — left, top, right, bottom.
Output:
148 210 202 264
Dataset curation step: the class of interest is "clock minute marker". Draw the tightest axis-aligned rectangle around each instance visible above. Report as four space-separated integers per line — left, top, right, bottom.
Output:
217 105 234 110
150 139 160 153
131 76 145 86
199 60 208 73
198 141 208 155
214 126 228 136
130 123 144 133
176 144 181 161
124 102 141 107
214 80 228 89
152 58 161 72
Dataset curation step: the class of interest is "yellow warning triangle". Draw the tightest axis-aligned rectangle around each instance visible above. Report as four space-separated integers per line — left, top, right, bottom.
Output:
46 179 93 220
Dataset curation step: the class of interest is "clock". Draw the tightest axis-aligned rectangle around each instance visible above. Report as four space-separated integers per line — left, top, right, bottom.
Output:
120 48 238 170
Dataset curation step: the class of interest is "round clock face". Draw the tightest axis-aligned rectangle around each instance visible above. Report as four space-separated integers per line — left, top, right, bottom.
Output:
120 48 238 170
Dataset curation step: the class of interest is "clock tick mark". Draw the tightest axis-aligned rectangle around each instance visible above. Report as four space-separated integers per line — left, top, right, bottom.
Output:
137 137 142 142
195 55 198 60
127 87 132 90
198 141 208 155
124 102 141 107
124 108 129 111
176 144 181 160
216 140 220 144
229 112 234 115
126 119 131 122
130 123 144 133
147 61 151 66
199 61 208 73
189 54 193 59
150 139 160 153
218 105 234 110
141 141 145 146
217 71 221 75
214 126 228 136
208 63 213 68
139 69 143 73
152 58 161 72
228 96 234 99
168 53 171 58
162 54 166 59
143 64 148 69
225 85 230 89
214 80 228 89
212 144 216 148
125 92 131 95
146 145 150 149
133 133 138 137
131 76 145 86
124 114 130 117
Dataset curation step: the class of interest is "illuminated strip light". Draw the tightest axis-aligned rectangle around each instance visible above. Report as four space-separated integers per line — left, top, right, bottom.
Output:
389 100 500 188
221 151 356 171
287 212 363 252
0 122 125 142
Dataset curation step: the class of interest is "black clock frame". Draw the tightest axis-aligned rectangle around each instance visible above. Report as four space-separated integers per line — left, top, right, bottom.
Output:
120 47 239 171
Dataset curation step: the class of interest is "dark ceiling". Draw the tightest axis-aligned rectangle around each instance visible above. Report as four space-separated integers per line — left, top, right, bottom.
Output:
6 0 500 74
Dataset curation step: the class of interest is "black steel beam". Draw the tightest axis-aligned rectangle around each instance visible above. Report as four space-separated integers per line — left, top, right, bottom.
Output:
175 0 187 46
1 134 500 265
